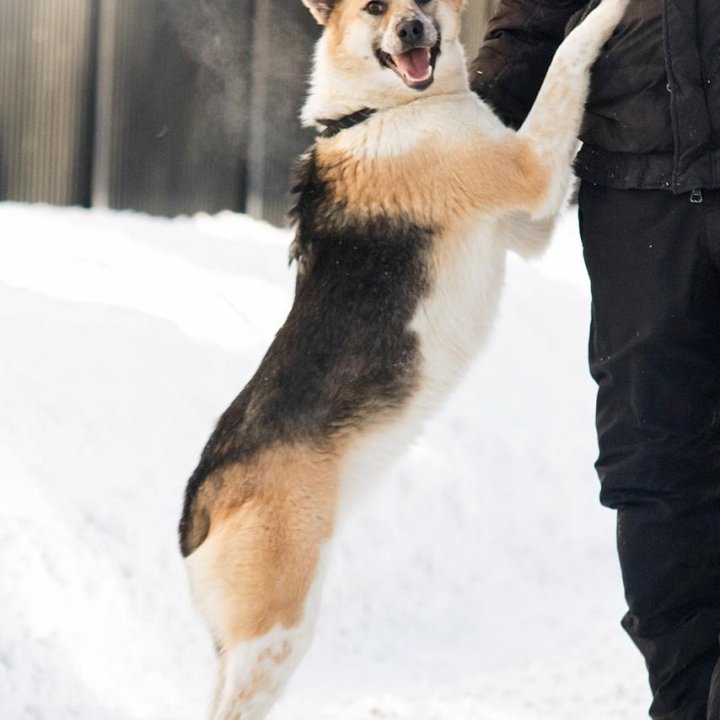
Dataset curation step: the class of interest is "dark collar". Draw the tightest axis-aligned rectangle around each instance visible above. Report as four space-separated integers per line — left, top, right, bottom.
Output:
317 108 377 138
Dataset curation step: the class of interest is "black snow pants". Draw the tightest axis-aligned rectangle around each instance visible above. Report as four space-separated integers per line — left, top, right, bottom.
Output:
578 182 720 720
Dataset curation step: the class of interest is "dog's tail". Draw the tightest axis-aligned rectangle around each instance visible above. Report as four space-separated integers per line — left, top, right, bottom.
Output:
184 444 340 720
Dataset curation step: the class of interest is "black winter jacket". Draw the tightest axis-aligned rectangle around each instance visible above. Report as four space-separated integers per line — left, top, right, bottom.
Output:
470 0 720 194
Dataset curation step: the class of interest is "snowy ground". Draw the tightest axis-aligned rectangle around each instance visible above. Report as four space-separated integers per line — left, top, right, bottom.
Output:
0 202 649 719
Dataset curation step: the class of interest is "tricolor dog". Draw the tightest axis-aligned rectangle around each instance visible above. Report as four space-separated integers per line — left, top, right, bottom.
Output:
179 0 628 717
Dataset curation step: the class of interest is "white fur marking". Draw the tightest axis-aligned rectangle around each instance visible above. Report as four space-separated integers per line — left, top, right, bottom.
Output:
209 549 329 720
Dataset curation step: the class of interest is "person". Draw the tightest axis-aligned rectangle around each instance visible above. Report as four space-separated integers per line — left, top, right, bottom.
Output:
470 1 720 719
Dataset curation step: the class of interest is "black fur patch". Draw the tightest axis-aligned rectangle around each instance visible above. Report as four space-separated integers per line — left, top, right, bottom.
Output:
179 150 433 556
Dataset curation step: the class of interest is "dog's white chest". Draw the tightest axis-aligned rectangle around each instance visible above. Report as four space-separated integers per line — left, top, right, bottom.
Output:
411 216 506 408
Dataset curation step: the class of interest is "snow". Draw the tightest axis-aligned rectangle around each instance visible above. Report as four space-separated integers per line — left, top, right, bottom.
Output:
0 203 648 719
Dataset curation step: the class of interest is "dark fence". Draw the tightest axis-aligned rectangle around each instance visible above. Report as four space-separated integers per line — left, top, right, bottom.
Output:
0 0 317 225
0 0 96 206
0 1 495 226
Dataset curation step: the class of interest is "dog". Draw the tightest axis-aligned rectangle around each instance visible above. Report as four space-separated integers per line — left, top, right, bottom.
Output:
179 0 628 717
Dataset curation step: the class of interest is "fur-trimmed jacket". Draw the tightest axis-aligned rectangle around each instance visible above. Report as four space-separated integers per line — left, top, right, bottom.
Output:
470 0 720 194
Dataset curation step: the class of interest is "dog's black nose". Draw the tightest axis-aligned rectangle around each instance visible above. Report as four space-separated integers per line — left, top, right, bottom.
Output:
397 19 424 45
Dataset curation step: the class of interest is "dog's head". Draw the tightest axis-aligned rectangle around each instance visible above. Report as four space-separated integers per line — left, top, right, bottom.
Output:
301 0 468 124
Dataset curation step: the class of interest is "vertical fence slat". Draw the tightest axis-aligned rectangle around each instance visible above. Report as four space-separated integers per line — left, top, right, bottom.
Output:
96 0 255 216
245 0 270 221
0 0 94 206
245 0 316 226
461 0 499 61
91 0 115 208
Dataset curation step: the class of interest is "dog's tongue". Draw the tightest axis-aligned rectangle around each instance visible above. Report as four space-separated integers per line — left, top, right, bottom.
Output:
395 47 431 82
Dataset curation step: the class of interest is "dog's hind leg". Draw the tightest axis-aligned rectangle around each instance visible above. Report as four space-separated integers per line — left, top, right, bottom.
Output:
518 0 629 219
184 446 340 720
208 590 324 720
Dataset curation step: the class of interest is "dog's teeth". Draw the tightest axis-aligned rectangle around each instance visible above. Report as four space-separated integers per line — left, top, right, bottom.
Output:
394 47 432 84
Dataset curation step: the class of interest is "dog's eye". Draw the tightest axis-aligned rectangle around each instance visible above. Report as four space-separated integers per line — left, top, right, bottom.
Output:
365 1 386 15
416 0 432 4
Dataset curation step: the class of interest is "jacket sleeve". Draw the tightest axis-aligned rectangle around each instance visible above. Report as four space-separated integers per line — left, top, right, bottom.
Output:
469 0 590 129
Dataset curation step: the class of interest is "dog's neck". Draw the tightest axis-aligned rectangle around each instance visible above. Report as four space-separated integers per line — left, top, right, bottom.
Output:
301 35 470 128
317 108 377 138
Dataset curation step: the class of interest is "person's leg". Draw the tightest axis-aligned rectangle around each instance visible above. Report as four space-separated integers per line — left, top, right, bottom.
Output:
578 183 720 720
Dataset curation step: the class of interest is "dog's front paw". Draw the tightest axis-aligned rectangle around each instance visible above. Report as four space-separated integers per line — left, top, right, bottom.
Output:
593 0 630 29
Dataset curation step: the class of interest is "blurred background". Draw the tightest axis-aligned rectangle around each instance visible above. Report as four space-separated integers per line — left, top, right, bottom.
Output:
0 0 497 226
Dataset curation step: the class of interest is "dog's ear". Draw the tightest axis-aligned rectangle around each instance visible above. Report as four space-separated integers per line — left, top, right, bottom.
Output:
301 0 338 25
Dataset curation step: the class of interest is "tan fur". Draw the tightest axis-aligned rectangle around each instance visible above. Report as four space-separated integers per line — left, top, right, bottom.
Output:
316 135 548 229
327 0 466 34
235 661 270 703
187 444 342 646
326 0 363 51
209 635 288 717
301 0 333 24
326 0 416 66
328 0 423 35
258 640 293 665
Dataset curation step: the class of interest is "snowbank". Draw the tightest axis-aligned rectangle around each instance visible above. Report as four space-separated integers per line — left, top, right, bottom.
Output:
0 204 647 719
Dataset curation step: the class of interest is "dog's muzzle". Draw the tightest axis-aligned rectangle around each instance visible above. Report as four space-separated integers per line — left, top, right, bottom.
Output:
375 27 441 92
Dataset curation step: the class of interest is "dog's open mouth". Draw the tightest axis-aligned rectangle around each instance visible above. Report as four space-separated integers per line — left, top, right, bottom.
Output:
377 43 440 91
